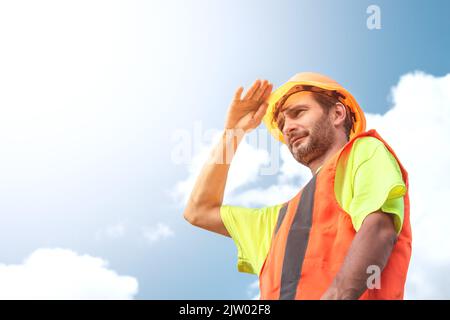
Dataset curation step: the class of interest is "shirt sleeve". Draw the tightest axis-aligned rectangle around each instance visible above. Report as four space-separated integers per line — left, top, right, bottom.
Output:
220 204 282 275
349 141 407 235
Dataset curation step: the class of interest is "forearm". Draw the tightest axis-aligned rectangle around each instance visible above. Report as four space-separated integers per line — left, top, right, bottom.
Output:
185 129 245 210
322 212 397 299
184 79 271 221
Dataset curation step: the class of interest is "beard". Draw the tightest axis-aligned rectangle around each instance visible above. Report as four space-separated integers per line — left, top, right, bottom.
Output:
288 113 336 166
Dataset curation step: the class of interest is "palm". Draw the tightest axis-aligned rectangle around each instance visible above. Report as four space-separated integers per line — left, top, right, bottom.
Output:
225 79 273 132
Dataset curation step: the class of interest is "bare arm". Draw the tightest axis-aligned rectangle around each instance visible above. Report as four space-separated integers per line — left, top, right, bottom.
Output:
321 210 398 299
183 79 273 237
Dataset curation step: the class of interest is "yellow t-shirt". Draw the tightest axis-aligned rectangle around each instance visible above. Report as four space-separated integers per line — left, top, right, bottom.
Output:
220 136 407 275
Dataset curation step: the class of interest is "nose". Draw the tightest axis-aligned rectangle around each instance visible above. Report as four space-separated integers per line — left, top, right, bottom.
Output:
283 118 297 141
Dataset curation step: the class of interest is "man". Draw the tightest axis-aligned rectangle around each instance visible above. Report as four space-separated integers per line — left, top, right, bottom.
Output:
183 72 412 300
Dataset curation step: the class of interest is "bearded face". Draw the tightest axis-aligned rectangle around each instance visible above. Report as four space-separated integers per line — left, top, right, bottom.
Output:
287 110 336 166
278 91 337 167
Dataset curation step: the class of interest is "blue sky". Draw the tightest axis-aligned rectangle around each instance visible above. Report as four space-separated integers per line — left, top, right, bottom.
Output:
0 0 449 299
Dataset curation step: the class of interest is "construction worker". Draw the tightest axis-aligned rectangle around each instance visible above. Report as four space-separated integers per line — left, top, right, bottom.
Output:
183 72 412 300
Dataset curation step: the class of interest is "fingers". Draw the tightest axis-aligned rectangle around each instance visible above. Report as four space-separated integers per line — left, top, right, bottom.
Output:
252 101 270 124
243 79 261 100
239 78 272 102
253 79 269 101
261 83 273 102
233 86 244 100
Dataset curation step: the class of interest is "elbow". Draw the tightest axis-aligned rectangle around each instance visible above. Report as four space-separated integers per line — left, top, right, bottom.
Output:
183 200 202 226
184 214 198 226
183 197 219 227
183 208 197 225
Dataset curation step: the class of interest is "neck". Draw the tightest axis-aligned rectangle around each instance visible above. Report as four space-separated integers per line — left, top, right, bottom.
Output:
308 135 348 175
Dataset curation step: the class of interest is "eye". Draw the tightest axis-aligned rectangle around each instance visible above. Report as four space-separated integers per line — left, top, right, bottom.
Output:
294 110 304 117
277 117 285 131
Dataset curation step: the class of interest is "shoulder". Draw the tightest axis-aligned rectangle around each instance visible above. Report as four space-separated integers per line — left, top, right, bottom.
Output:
352 136 385 154
350 136 391 165
349 135 404 183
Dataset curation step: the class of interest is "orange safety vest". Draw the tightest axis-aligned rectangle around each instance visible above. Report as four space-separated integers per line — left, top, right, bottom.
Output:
259 129 412 300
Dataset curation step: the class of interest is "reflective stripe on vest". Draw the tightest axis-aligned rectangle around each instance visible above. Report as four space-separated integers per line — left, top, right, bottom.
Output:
259 129 412 300
279 174 316 299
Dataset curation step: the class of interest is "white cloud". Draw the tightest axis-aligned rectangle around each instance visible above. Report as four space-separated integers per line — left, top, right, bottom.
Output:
178 71 450 299
365 71 450 299
142 223 175 244
230 144 312 207
247 280 260 300
95 223 126 240
0 248 138 299
95 222 175 245
173 131 272 206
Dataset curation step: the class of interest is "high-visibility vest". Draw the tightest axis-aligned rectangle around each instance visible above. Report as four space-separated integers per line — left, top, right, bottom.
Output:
259 129 412 300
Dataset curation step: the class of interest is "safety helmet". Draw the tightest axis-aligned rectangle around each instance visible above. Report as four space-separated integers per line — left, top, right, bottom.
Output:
262 72 366 144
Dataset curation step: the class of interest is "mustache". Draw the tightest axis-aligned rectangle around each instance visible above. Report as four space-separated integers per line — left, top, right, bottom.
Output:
288 131 309 145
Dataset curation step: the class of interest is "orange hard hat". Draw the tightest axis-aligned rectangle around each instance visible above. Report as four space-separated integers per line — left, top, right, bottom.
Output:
262 72 366 144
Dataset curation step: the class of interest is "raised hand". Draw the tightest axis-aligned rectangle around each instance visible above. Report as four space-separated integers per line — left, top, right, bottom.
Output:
224 79 273 132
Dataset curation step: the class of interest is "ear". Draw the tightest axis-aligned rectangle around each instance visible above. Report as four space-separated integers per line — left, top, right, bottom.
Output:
332 102 347 127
